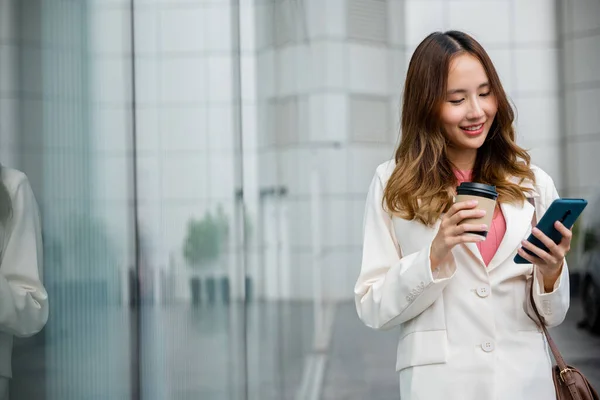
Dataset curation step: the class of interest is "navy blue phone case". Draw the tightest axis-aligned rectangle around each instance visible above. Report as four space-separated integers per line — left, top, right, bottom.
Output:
514 198 588 264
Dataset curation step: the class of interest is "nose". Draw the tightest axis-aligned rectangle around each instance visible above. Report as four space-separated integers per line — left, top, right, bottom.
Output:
467 98 485 120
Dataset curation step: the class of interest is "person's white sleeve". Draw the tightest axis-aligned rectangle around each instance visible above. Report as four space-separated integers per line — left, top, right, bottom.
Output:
0 176 48 337
354 171 456 330
530 175 570 327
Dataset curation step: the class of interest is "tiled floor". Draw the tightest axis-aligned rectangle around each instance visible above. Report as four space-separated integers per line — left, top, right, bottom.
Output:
321 304 399 400
8 298 600 399
321 299 600 400
10 302 316 400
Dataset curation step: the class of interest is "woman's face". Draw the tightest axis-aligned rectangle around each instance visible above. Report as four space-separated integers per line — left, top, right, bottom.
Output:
440 53 498 161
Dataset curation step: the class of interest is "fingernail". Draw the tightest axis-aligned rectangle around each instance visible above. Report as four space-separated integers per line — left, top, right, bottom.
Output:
482 224 488 230
470 200 478 206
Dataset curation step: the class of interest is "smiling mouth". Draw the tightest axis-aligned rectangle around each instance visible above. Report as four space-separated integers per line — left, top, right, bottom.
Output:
460 123 485 136
461 123 484 131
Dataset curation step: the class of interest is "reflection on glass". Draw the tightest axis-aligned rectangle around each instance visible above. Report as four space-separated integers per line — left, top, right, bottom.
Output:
8 0 135 398
0 166 48 400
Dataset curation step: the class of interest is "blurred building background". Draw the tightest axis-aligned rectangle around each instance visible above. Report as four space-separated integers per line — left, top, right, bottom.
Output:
0 0 599 399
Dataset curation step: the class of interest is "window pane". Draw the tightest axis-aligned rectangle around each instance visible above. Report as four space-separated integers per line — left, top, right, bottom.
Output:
7 1 135 398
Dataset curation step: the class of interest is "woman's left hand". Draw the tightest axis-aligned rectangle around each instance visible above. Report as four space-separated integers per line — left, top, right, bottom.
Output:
517 220 572 292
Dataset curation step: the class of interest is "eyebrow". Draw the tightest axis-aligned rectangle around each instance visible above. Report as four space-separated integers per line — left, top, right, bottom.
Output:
446 82 490 95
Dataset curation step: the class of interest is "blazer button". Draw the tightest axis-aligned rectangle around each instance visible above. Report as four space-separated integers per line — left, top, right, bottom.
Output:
481 340 495 352
476 286 490 298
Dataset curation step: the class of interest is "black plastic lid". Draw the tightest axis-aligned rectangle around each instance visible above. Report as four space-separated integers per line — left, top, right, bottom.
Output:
456 182 498 200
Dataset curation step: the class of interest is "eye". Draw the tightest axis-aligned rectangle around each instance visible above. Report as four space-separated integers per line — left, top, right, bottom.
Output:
479 92 491 97
449 99 464 105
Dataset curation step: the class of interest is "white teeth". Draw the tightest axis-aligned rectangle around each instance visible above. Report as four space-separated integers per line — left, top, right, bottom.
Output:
462 124 483 131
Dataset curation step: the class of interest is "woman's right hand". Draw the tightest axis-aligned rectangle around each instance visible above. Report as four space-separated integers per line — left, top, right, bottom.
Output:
430 200 488 270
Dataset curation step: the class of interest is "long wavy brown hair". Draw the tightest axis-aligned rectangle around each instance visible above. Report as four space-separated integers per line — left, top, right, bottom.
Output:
384 31 535 226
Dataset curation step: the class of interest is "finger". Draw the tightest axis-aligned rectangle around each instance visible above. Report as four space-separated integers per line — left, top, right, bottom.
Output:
455 233 486 244
448 208 487 226
520 240 558 265
558 233 571 253
554 221 573 240
442 200 479 228
517 247 538 264
531 227 561 256
447 200 479 216
451 223 488 236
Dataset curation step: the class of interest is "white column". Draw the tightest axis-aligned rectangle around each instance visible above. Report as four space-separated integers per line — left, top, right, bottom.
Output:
261 194 280 299
240 0 261 301
310 151 323 342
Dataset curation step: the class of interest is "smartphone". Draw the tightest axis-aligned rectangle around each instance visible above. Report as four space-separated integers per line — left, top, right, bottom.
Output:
514 198 588 264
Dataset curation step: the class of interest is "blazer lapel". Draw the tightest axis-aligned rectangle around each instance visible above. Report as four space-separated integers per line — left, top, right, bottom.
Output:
486 198 535 271
486 174 541 270
462 241 485 267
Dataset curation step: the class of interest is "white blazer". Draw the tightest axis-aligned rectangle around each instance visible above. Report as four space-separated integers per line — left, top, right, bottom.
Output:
0 167 48 379
355 160 569 400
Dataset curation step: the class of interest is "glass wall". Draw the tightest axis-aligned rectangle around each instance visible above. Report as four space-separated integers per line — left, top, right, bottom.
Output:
133 0 248 398
2 0 599 399
3 0 321 398
7 0 135 398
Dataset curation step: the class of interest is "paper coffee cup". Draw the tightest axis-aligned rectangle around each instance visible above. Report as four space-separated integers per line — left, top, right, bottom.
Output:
455 182 498 237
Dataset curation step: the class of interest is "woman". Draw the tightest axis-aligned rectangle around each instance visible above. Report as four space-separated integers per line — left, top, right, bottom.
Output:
0 165 48 399
354 31 570 399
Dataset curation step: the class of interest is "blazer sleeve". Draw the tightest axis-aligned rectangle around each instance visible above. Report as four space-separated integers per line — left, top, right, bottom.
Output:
530 174 570 327
354 170 456 330
0 174 49 337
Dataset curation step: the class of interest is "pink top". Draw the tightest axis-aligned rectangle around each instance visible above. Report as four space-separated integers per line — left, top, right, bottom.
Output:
455 170 506 266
